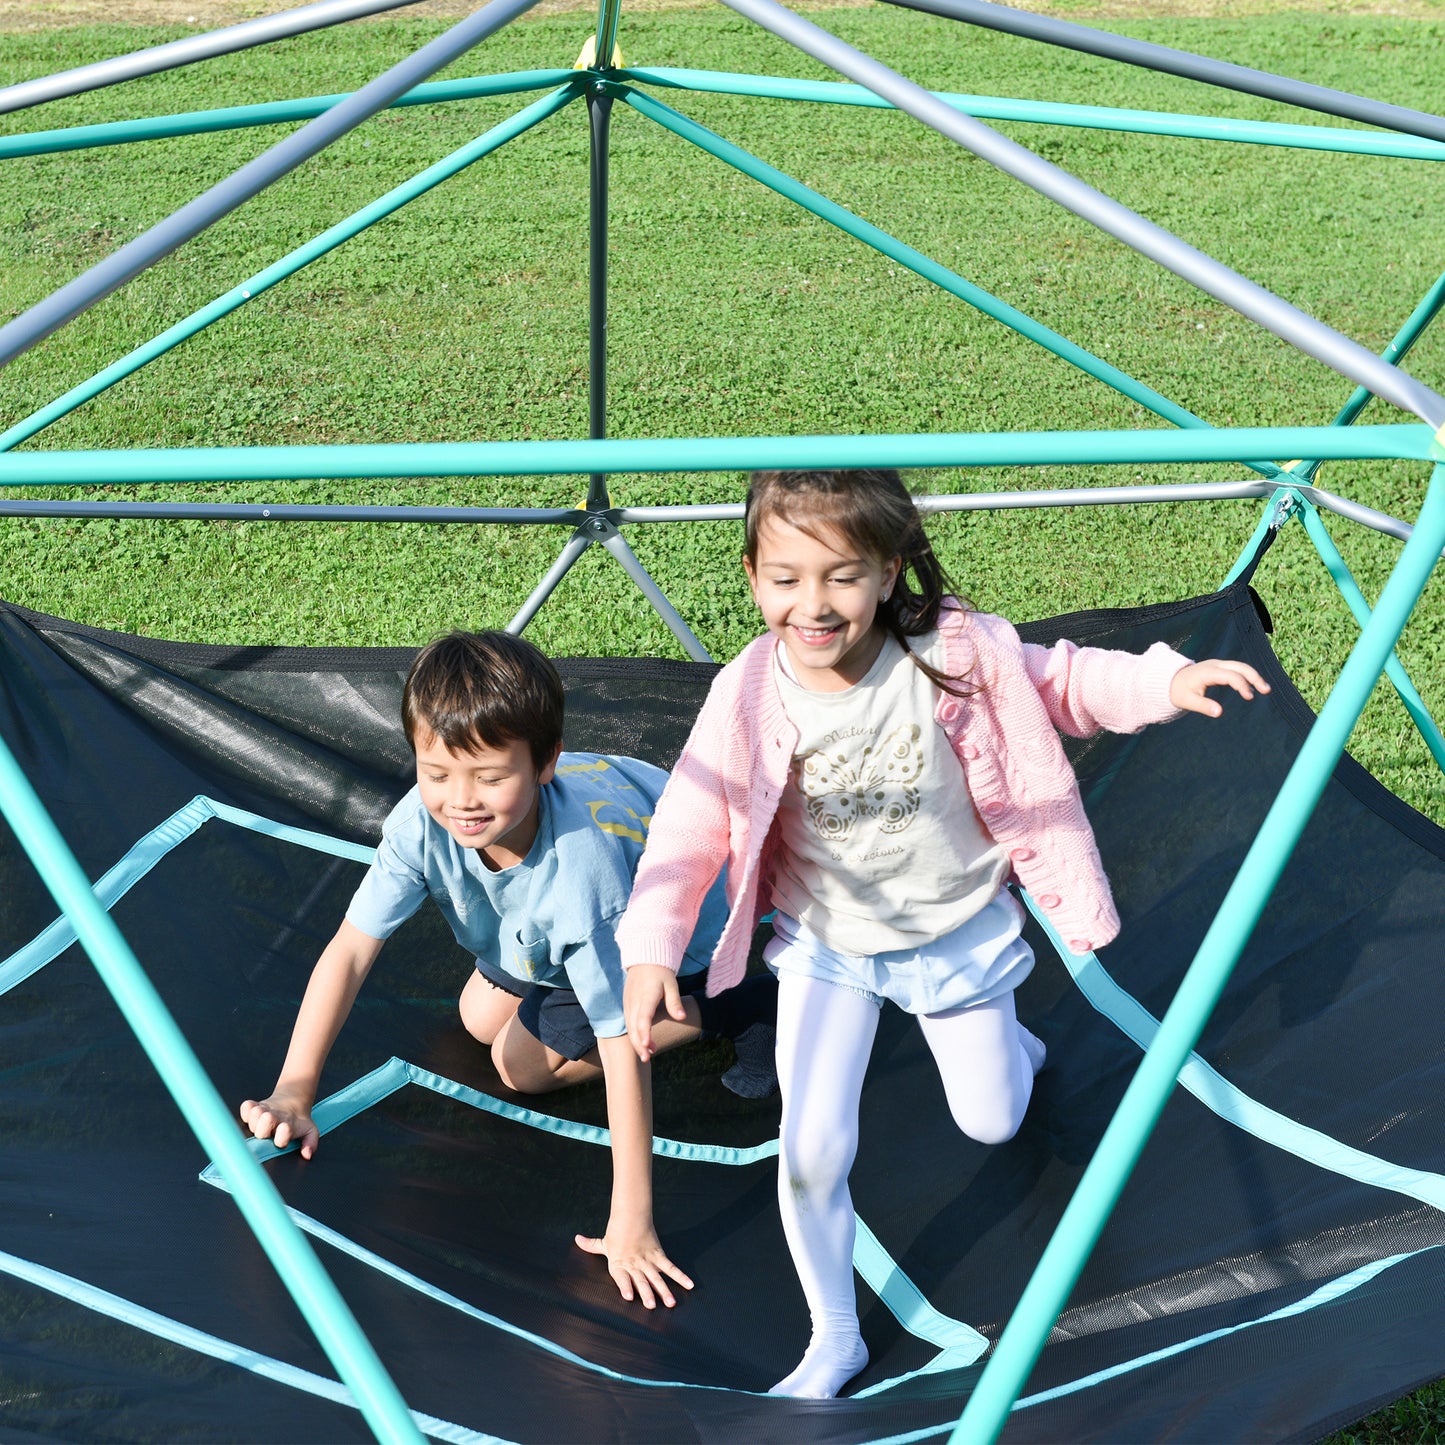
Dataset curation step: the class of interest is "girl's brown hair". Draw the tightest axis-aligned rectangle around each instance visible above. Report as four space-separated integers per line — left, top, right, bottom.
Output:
744 468 973 695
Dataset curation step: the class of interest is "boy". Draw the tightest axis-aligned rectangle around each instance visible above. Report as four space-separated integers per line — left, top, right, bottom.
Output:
240 630 775 1310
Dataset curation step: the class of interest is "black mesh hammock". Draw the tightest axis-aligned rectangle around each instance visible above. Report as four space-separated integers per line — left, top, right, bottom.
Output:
2 571 1444 1444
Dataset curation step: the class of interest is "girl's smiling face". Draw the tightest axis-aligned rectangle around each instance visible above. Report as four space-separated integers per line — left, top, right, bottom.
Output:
744 517 901 692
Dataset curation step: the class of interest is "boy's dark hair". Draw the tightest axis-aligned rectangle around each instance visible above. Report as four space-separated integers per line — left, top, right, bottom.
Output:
745 468 973 695
402 631 564 769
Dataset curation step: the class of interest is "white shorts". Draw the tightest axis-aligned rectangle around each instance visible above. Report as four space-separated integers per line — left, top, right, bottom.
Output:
762 890 1034 1015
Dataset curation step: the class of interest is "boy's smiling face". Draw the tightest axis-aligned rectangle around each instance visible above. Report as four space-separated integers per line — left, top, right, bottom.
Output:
413 727 559 871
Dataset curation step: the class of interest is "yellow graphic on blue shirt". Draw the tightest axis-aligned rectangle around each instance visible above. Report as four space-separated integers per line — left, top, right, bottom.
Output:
799 723 923 841
557 758 653 844
512 944 543 981
586 799 651 844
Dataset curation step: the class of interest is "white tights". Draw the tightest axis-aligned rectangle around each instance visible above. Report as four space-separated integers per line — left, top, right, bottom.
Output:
769 973 1044 1398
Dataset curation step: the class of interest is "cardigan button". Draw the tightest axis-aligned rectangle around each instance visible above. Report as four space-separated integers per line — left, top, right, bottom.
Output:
980 800 1004 817
1068 939 1091 953
938 700 962 723
1009 847 1034 862
1037 893 1062 909
960 743 979 760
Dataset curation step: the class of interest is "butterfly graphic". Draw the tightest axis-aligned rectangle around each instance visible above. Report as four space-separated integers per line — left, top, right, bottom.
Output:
798 724 924 842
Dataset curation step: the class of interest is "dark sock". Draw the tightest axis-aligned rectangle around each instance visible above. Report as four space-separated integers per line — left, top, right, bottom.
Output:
720 1017 778 1099
695 974 779 1099
694 972 778 1037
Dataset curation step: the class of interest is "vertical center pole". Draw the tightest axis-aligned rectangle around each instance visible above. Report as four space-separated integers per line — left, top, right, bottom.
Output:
586 84 614 513
594 0 622 92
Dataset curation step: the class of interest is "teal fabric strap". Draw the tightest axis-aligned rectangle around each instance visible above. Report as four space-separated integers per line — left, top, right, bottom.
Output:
10 790 1437 1416
0 1247 501 1444
12 792 1443 1412
1022 893 1445 1212
857 1244 1445 1443
207 1058 993 1386
851 1215 989 1376
211 1057 783 1168
0 795 374 997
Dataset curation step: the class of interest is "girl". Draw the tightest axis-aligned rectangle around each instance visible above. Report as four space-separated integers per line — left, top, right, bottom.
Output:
617 468 1268 1398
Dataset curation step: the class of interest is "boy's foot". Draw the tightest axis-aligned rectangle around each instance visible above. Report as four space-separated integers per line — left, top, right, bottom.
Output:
768 1331 869 1399
696 973 780 1099
721 1019 777 1098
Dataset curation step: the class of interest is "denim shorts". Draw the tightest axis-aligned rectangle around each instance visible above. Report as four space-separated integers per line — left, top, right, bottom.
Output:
762 890 1034 1016
474 956 710 1062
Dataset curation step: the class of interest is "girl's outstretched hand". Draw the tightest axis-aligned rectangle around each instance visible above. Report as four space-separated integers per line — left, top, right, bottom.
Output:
1169 659 1272 717
624 964 685 1062
574 1220 694 1310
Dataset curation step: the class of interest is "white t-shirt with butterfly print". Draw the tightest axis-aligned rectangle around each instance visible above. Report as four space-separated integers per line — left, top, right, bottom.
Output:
769 629 1010 956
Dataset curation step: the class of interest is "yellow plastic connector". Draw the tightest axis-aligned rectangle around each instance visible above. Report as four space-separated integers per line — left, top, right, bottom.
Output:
573 35 625 70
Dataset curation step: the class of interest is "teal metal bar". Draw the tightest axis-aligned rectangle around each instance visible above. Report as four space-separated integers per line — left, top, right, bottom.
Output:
0 0 546 370
0 70 577 161
1185 262 1445 587
950 466 1445 1444
723 0 1445 427
0 738 425 1444
1297 491 1445 773
11 65 1444 164
0 424 1433 484
1218 270 1445 582
0 84 581 453
622 67 1445 162
1293 267 1445 483
1217 487 1290 589
620 85 1285 479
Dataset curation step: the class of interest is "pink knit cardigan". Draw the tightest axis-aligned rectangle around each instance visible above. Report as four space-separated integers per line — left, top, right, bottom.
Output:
617 604 1188 992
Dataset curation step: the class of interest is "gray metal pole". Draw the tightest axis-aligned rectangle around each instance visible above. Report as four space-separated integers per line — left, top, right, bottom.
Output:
595 523 714 661
506 531 594 633
914 478 1272 512
0 0 541 369
720 0 1445 430
0 483 1425 549
619 480 1278 520
0 0 429 118
0 502 584 523
878 0 1445 146
1302 484 1423 549
595 0 624 75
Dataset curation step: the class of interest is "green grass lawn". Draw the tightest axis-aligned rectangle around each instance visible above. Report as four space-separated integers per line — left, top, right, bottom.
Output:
2 7 1444 1438
1 11 1441 817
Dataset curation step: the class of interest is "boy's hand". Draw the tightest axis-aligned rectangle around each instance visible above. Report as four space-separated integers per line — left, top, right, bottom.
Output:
574 1220 694 1310
239 1090 320 1160
624 965 685 1063
1169 659 1271 718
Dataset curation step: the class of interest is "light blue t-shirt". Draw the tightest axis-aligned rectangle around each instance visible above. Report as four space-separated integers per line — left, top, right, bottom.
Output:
346 752 723 1038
